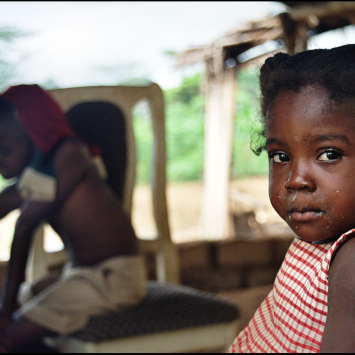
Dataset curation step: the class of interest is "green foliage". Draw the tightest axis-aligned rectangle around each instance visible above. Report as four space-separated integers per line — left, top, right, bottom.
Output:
165 93 204 182
0 26 27 91
132 103 154 184
167 72 201 104
161 72 204 182
133 68 268 184
132 73 205 184
231 68 268 177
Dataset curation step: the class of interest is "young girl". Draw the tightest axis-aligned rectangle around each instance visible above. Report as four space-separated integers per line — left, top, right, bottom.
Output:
229 44 355 353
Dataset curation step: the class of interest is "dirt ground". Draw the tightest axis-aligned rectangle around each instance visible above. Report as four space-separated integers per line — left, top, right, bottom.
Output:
0 175 291 258
131 175 290 243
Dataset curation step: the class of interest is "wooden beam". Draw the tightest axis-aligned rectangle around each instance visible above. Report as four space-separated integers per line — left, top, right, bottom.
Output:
174 15 283 68
289 1 355 21
174 46 213 68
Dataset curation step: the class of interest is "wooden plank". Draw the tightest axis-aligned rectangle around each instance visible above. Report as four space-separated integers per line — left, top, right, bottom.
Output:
289 1 355 21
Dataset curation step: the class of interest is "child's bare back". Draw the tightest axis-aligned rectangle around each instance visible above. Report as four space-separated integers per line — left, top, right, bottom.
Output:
45 138 139 267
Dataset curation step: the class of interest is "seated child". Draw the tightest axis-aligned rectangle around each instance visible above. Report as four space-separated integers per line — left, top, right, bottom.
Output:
0 84 147 352
229 44 355 353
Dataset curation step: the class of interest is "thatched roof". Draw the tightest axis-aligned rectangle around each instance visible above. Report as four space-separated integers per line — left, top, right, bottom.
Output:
175 1 355 68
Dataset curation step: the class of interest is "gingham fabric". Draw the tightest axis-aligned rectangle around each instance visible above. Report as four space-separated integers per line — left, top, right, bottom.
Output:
229 229 355 353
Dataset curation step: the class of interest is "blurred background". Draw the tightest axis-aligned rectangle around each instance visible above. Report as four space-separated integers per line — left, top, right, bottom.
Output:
1 1 355 258
1 2 287 90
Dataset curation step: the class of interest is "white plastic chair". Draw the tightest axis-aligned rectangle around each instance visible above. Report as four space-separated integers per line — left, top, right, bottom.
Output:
27 83 179 284
26 83 239 353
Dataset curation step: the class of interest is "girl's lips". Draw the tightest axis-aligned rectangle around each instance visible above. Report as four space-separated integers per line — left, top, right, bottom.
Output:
289 210 323 222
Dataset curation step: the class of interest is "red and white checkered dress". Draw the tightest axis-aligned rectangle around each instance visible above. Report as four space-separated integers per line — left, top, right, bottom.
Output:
228 229 355 353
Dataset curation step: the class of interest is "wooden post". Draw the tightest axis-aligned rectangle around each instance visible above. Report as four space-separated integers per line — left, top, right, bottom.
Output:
199 49 237 240
279 12 308 55
295 21 308 53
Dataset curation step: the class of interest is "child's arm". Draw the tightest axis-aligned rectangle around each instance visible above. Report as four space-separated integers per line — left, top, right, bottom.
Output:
0 200 54 317
0 183 23 219
0 139 95 319
320 237 355 352
0 184 23 326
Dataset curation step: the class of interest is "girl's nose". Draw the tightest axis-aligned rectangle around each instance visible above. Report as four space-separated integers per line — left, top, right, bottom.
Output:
285 162 316 192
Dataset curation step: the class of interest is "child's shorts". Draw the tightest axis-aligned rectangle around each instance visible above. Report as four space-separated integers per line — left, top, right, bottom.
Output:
17 254 147 335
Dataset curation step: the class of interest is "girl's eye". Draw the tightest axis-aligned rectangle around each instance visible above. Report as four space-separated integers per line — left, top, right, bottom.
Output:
318 150 342 161
269 152 289 163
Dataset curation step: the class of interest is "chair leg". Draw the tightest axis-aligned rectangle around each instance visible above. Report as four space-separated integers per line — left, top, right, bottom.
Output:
156 243 180 283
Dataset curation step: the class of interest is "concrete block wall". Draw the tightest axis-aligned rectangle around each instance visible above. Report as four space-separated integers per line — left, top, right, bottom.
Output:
149 235 295 292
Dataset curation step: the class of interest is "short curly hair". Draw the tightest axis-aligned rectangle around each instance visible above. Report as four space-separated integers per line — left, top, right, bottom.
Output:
252 44 355 154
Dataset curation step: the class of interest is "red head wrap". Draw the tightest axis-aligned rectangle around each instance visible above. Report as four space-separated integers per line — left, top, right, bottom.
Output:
0 84 77 154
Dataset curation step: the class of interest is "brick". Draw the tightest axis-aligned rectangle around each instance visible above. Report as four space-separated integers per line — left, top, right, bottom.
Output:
246 265 279 288
182 267 243 292
217 239 272 267
178 242 211 270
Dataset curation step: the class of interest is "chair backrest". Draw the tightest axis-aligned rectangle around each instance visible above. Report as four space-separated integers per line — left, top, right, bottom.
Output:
26 83 181 284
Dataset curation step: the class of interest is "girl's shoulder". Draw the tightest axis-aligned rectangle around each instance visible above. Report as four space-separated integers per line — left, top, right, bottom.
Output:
328 231 355 278
321 233 355 351
327 229 355 270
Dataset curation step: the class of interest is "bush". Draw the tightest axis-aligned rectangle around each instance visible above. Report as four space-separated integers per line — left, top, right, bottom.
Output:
232 68 268 178
133 68 268 184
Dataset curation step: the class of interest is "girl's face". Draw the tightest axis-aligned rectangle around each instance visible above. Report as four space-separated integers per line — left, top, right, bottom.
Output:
266 85 355 242
0 117 33 179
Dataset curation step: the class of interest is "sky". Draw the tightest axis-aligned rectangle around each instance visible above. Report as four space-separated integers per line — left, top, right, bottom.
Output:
1 1 355 90
1 1 288 89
